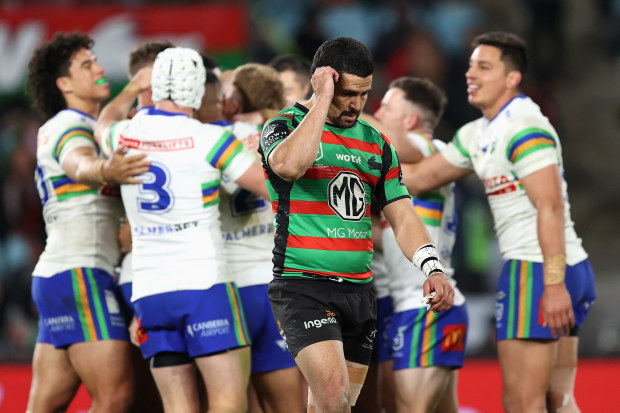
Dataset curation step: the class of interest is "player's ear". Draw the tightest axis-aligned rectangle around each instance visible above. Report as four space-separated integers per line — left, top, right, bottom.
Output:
56 76 72 94
506 70 522 90
405 112 418 131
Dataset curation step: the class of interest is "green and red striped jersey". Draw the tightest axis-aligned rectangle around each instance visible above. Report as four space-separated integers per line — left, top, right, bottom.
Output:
259 103 409 284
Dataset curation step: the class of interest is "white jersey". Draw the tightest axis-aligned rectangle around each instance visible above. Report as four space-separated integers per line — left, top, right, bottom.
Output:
33 108 122 277
102 107 255 301
217 120 273 288
441 95 587 265
118 252 132 286
383 133 465 313
370 250 390 299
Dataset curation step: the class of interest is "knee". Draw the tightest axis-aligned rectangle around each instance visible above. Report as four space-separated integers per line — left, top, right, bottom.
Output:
92 381 134 412
502 391 545 413
315 384 350 413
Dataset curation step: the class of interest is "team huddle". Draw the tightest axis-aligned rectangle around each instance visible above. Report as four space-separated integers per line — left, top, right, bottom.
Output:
26 30 595 413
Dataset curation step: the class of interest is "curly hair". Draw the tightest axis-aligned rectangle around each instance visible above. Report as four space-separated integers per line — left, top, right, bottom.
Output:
232 63 285 112
311 37 374 78
26 31 94 120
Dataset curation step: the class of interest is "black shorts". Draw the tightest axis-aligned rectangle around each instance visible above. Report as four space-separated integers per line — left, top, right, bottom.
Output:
268 277 377 365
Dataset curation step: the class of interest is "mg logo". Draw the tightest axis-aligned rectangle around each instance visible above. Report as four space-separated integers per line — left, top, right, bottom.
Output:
328 171 366 221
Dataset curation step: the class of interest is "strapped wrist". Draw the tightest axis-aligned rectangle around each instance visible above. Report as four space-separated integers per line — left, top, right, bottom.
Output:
412 243 445 278
543 253 566 286
94 159 108 185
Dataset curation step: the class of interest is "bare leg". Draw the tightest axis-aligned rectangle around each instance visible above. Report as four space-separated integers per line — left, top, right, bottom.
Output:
252 366 305 413
295 340 351 413
498 339 557 413
27 343 81 413
352 362 378 413
68 340 134 413
547 336 580 412
378 360 396 413
151 363 200 413
195 346 251 413
435 370 458 413
393 366 453 413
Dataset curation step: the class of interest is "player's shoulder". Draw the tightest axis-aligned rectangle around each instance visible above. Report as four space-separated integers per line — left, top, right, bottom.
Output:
265 105 306 126
44 108 96 133
500 97 558 142
454 117 482 143
355 118 389 144
230 120 259 140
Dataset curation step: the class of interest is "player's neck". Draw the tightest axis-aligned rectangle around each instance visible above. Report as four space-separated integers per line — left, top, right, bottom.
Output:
481 91 520 120
409 128 433 141
65 96 101 119
155 100 194 117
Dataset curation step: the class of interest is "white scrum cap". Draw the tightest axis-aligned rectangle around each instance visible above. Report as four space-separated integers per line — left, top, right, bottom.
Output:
151 47 206 110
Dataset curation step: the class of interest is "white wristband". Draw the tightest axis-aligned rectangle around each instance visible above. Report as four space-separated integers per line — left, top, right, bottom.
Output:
412 243 444 278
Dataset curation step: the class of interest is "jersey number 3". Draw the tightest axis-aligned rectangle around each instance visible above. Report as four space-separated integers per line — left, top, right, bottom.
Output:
138 162 174 214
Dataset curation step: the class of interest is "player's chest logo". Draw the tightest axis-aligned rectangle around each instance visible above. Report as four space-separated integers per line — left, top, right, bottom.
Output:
328 171 366 221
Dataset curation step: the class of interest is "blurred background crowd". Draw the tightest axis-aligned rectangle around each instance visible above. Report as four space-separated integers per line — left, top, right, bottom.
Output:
0 0 618 361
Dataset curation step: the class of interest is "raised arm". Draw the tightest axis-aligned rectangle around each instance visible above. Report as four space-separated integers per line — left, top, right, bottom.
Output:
401 153 471 196
267 66 338 182
95 67 152 142
521 163 574 338
382 197 454 312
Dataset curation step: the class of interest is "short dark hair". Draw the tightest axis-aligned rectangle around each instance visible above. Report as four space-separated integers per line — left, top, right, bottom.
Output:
201 53 220 71
311 37 374 78
472 31 528 76
205 69 220 86
26 31 94 120
389 77 447 130
128 40 174 77
269 54 311 83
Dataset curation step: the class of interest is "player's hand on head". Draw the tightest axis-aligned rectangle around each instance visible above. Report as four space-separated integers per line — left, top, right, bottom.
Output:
541 284 575 338
423 272 454 312
311 66 338 101
102 145 151 185
130 66 153 93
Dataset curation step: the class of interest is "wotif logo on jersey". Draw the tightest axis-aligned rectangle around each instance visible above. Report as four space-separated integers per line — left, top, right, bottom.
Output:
328 171 366 221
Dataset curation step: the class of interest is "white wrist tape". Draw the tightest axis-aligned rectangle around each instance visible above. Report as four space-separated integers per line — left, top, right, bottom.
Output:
412 243 444 277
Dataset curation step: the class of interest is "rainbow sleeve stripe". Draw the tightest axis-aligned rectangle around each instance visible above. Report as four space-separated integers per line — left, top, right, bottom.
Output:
201 180 220 208
506 127 556 163
51 175 98 201
104 122 120 155
205 132 243 170
450 130 470 159
413 194 444 227
53 127 96 162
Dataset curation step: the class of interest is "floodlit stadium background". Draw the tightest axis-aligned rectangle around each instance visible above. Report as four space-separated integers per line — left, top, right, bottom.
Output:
0 1 618 411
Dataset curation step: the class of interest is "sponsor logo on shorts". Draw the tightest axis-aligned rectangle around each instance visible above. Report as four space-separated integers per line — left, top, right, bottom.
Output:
303 310 338 330
362 328 377 351
392 325 408 353
43 315 76 332
495 301 504 326
441 324 466 352
188 318 230 338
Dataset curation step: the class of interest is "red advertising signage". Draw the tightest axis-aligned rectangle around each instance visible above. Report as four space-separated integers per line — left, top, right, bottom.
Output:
0 4 248 93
